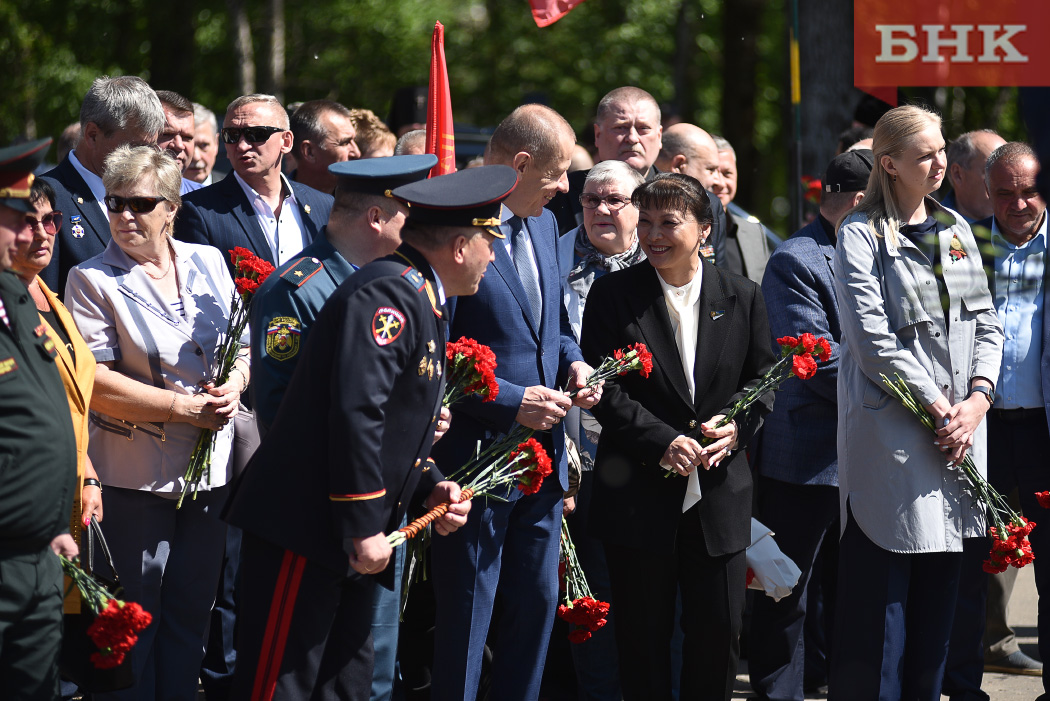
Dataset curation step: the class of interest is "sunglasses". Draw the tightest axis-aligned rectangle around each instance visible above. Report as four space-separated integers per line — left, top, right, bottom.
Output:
580 193 633 211
25 211 63 235
220 126 285 145
103 195 168 214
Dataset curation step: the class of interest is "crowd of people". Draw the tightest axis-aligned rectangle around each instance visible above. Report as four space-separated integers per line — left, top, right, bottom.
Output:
0 73 1046 701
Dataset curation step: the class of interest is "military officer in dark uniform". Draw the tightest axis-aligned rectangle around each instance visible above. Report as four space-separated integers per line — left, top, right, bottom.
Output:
251 153 437 431
0 137 80 700
224 164 519 701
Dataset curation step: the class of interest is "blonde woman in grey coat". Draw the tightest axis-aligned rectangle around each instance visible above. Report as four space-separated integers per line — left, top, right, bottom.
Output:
829 105 1003 701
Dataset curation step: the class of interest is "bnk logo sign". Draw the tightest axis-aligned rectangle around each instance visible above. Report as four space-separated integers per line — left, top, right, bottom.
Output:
855 1 1046 89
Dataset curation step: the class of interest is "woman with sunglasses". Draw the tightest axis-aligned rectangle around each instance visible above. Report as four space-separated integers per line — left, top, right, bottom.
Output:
9 179 104 613
64 145 249 701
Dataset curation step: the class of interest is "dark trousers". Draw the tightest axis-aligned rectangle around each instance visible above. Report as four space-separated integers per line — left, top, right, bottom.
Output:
430 478 563 701
566 471 621 701
0 547 63 701
829 506 962 701
605 508 747 701
942 537 991 701
749 477 839 701
201 524 242 700
231 533 375 701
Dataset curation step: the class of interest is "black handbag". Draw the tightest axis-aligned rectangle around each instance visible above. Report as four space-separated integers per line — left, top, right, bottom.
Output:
232 405 261 480
59 516 135 692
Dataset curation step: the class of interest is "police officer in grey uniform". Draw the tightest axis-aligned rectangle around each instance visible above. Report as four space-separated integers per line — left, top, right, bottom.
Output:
0 137 80 700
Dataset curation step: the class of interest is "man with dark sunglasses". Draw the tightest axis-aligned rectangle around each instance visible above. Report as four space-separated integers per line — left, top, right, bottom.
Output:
175 93 332 280
174 93 332 701
40 75 165 296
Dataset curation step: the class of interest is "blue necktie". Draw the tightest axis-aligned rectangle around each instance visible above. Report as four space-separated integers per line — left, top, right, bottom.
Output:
509 216 542 325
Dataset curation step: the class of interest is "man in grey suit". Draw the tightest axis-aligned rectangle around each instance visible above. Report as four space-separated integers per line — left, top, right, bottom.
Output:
748 149 871 701
40 75 165 295
710 134 775 282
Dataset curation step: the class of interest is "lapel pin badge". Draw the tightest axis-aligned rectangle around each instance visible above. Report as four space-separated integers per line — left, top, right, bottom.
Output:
710 310 725 321
304 204 311 214
76 196 84 205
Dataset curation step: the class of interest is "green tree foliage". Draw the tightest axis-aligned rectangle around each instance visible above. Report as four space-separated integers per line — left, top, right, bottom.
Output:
0 0 1028 236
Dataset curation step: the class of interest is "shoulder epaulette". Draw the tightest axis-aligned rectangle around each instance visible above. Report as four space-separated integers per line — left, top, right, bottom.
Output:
401 266 427 293
280 256 323 287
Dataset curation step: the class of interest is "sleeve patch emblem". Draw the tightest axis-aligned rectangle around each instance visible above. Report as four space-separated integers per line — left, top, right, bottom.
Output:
372 307 406 346
265 316 302 360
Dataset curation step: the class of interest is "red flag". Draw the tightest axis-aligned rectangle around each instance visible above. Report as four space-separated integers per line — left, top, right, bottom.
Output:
529 0 587 27
426 21 456 177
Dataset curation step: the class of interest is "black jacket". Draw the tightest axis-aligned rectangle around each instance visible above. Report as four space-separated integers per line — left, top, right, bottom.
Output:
580 258 775 556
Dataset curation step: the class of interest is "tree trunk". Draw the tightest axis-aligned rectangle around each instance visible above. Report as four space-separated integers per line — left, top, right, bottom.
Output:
227 0 256 95
721 0 765 209
797 0 860 185
263 0 286 101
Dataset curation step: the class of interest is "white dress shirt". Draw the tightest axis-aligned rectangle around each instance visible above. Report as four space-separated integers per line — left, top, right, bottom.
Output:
656 264 706 512
68 150 109 220
233 171 308 265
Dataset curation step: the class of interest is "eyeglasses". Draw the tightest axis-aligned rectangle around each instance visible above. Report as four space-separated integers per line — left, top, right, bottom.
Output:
103 195 167 214
25 211 63 235
580 193 633 211
220 126 285 145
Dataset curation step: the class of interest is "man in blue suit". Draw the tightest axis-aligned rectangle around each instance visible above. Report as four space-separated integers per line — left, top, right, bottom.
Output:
175 93 331 701
748 149 871 701
429 104 602 701
40 75 165 296
174 94 332 278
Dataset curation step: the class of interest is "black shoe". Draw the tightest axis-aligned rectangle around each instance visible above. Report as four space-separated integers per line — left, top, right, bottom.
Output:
984 650 1043 676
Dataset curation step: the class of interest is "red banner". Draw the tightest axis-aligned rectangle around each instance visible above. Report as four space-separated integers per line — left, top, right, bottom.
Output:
425 21 456 177
529 0 587 28
855 0 1050 103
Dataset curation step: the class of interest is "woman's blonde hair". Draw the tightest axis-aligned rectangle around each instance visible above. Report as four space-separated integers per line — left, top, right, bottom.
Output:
842 104 942 245
102 145 183 216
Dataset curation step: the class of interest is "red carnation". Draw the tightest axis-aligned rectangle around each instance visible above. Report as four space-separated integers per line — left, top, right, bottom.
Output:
568 629 592 644
799 333 818 353
791 354 818 380
1037 491 1050 509
512 438 553 495
776 335 799 350
746 567 756 588
87 599 152 670
630 343 653 378
815 338 832 363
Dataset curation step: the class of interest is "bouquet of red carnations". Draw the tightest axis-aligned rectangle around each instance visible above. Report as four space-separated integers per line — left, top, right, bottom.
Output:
568 342 652 398
444 337 499 406
179 247 274 508
881 373 1035 572
557 516 611 643
59 555 152 669
665 332 830 477
387 431 552 547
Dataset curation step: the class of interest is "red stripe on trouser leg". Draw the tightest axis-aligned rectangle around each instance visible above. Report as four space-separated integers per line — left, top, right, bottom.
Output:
251 550 307 701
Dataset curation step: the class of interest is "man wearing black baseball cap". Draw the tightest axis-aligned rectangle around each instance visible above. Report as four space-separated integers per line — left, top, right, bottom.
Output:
225 165 517 701
0 137 81 698
748 149 873 700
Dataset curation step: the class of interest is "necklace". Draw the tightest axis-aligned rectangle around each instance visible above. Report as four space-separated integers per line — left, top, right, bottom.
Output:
141 244 174 281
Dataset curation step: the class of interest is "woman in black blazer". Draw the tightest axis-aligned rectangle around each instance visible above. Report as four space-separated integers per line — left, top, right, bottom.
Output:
581 174 776 701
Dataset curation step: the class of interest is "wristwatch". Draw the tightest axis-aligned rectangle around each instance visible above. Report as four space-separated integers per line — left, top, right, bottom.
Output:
967 386 995 406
